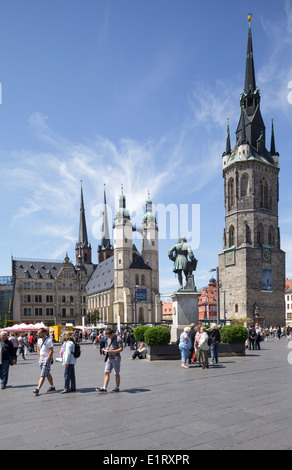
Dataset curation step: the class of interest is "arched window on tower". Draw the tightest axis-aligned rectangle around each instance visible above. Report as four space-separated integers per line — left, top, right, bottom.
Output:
141 274 145 286
268 226 275 246
240 174 249 197
257 223 264 246
245 223 252 245
260 177 270 209
228 178 235 211
229 225 235 247
135 274 139 286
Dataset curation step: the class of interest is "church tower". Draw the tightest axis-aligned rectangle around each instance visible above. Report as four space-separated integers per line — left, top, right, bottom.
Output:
75 185 92 265
113 186 133 323
97 185 114 264
141 191 159 294
218 15 285 326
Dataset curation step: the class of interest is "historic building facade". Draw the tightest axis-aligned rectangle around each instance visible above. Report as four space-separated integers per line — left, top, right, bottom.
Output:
218 16 286 326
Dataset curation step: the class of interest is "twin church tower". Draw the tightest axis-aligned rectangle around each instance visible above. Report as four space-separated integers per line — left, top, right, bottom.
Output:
218 15 285 326
76 185 161 325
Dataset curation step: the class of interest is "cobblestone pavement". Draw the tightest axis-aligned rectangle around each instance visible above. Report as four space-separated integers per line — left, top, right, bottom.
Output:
0 337 292 450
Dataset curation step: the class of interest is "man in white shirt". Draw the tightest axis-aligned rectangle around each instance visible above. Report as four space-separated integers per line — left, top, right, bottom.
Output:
33 328 55 396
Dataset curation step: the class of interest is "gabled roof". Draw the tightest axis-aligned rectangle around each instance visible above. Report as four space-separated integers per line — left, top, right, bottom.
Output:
86 257 114 295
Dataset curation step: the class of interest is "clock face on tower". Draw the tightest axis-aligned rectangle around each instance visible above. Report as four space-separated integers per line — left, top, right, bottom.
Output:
224 249 235 267
262 246 272 264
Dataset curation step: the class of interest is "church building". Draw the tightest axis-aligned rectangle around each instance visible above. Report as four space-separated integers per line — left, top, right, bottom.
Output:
218 15 286 326
86 186 161 325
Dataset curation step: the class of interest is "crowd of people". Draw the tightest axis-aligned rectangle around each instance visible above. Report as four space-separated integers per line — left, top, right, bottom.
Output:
178 323 221 369
0 322 290 392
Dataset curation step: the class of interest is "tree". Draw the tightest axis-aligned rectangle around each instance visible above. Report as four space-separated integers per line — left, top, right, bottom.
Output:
86 309 101 326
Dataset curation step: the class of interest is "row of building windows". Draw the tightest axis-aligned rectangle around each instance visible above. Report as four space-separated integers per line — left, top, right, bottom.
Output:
228 224 275 248
228 175 271 211
23 307 76 317
23 295 86 303
22 282 85 290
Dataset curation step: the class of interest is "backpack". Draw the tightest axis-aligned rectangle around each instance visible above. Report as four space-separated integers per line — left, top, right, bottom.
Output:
207 336 212 347
73 341 81 359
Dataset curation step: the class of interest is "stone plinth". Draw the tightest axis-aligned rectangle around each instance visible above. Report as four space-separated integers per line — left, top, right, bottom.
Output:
170 290 200 343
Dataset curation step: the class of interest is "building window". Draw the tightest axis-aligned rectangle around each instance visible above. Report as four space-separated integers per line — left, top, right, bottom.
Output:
135 274 139 285
23 282 31 290
35 282 42 289
45 283 53 290
70 296 74 303
46 295 53 303
35 295 42 303
141 275 145 286
257 224 264 246
24 308 32 316
35 308 43 316
235 304 238 313
229 225 235 247
228 178 235 210
46 308 54 316
62 295 66 303
24 295 31 303
62 308 66 318
240 174 249 197
260 177 270 209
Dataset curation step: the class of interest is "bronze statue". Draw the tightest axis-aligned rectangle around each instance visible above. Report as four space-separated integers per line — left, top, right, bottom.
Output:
168 236 198 291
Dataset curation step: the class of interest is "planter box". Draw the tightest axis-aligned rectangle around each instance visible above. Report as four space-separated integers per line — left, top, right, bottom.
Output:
145 342 245 361
145 343 180 361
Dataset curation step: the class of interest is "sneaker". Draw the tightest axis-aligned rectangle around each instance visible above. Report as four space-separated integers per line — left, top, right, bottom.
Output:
46 386 56 392
96 387 107 393
33 388 39 396
1 385 7 390
111 387 120 393
60 389 70 394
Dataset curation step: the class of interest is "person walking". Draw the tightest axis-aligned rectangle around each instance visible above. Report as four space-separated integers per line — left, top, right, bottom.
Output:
29 332 35 353
248 325 256 350
61 331 77 394
96 328 123 393
198 327 210 369
255 325 261 350
99 331 106 356
18 334 26 360
8 333 18 364
178 327 191 369
0 332 16 389
33 328 55 396
209 323 220 364
194 326 202 366
187 323 196 365
129 330 135 351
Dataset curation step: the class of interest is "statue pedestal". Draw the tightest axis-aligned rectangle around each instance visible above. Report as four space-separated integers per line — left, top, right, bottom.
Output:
170 290 200 343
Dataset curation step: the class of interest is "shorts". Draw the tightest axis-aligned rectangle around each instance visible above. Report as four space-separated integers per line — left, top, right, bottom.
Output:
104 356 121 375
39 360 52 378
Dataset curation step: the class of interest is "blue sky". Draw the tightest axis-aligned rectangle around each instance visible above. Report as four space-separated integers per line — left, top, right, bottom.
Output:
1 0 292 295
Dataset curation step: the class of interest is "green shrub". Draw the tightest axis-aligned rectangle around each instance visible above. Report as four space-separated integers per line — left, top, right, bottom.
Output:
133 325 151 342
220 324 248 344
144 326 171 346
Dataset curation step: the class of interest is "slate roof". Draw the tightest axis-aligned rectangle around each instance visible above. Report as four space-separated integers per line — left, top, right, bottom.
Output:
86 256 114 295
12 259 63 279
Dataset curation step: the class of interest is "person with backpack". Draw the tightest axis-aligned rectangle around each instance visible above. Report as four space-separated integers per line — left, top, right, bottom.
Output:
60 331 79 394
198 327 210 369
99 331 106 356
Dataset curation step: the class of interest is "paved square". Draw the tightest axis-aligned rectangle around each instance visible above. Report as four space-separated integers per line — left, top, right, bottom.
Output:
1 338 292 450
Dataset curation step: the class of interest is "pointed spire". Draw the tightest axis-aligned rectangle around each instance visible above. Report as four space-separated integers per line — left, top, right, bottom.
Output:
244 14 256 94
78 185 88 245
226 118 231 154
101 184 111 248
270 119 276 155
